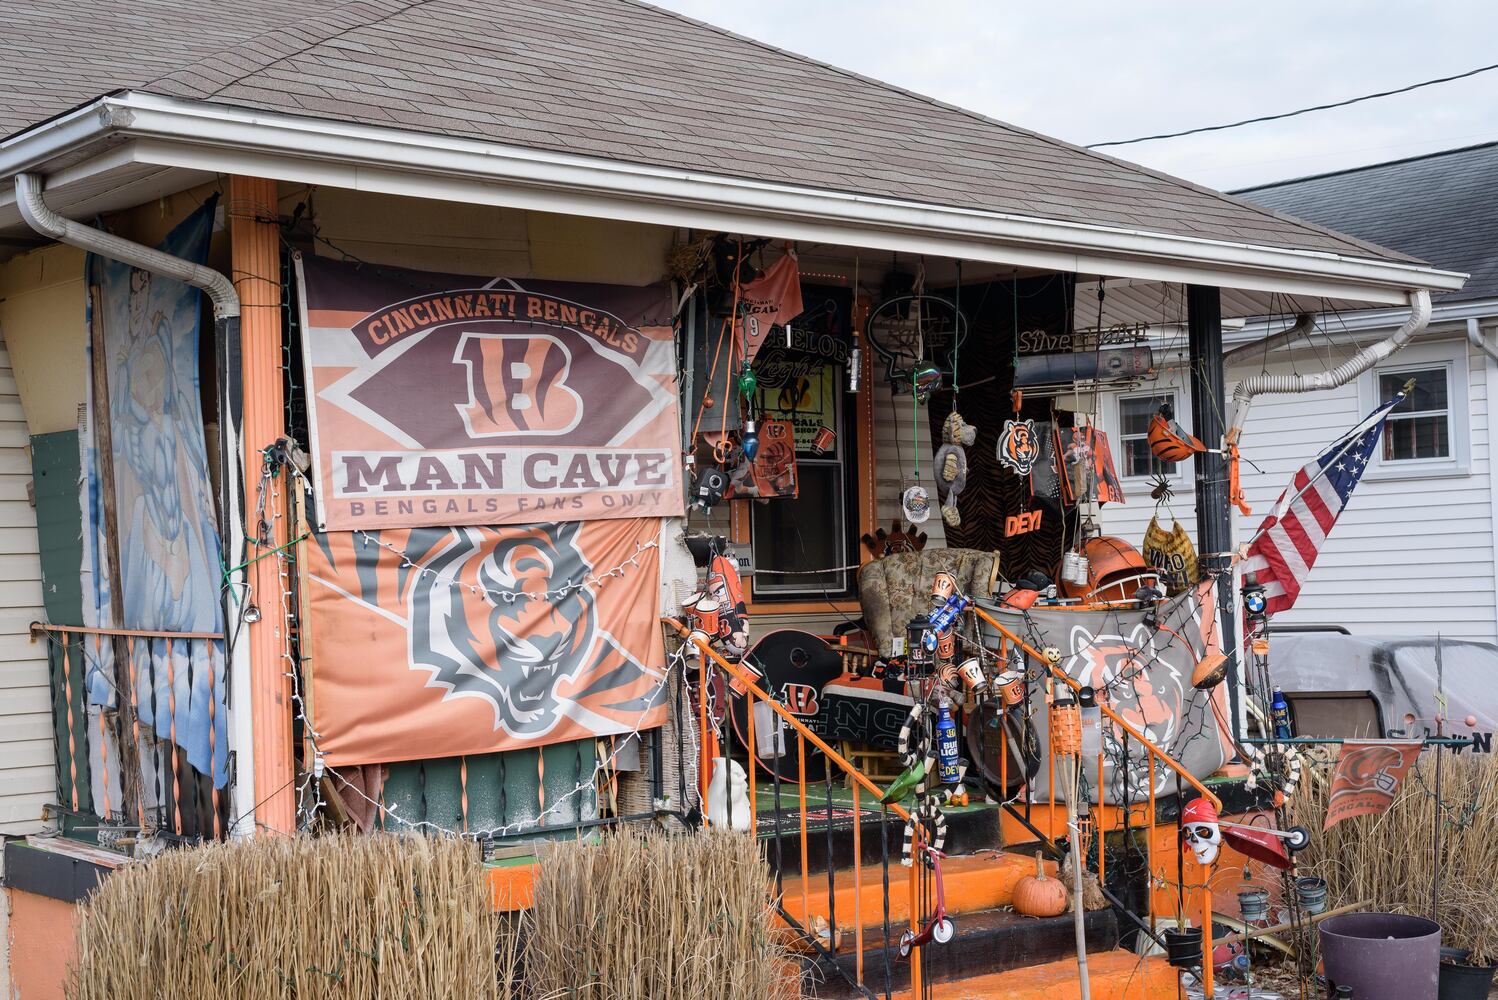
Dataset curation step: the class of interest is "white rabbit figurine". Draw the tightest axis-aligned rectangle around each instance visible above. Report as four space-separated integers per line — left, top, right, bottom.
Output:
706 756 752 831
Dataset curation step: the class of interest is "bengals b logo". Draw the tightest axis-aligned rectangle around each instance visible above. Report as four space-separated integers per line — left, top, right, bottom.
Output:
781 683 820 716
455 332 583 437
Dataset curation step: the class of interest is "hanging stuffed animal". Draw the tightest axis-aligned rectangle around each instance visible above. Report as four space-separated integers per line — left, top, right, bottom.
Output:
934 410 977 527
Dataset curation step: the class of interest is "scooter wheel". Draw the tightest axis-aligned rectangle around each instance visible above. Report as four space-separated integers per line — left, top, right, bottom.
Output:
933 918 955 944
1285 825 1311 851
899 931 915 957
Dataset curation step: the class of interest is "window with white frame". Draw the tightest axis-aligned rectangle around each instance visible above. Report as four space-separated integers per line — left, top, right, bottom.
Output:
1378 366 1451 461
1118 392 1177 478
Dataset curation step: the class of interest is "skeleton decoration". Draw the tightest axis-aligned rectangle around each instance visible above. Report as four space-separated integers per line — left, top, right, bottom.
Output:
1180 796 1222 867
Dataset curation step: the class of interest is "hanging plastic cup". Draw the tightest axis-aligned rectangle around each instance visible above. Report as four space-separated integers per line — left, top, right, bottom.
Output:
958 658 988 695
997 670 1026 706
811 425 836 454
692 597 721 636
753 700 786 759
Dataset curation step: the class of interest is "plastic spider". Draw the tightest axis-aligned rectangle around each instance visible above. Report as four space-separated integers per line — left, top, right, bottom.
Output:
1149 474 1174 504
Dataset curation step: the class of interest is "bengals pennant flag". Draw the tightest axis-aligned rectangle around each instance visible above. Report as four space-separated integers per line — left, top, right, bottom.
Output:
305 517 669 765
1323 740 1423 831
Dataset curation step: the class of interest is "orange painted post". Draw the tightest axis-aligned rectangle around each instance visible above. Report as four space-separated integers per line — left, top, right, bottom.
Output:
852 781 863 984
460 756 469 833
62 634 78 810
746 692 757 810
1147 757 1157 932
229 176 295 834
798 733 810 923
166 637 182 835
208 641 220 839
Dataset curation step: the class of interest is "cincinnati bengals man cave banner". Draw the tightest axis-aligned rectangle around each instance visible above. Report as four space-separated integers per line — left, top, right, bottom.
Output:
306 518 669 764
296 255 684 530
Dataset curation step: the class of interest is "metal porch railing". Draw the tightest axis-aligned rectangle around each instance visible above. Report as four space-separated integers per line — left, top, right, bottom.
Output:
33 622 227 845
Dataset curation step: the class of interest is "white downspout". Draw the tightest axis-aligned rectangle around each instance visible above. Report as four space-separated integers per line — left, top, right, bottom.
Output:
1221 312 1314 366
1229 290 1432 437
1467 316 1498 367
1471 316 1498 643
14 172 258 837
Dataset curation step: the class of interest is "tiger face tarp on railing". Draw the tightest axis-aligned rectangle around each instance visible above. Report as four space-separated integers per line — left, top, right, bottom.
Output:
295 255 683 531
306 518 669 765
980 579 1233 803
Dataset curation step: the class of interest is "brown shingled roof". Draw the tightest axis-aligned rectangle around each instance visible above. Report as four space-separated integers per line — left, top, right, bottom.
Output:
0 0 1417 264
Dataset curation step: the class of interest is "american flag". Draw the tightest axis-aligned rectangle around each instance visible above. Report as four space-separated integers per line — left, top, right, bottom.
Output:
1242 391 1406 614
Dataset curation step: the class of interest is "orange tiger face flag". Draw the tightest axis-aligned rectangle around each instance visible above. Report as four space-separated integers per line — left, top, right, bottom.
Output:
305 517 668 765
1323 740 1423 831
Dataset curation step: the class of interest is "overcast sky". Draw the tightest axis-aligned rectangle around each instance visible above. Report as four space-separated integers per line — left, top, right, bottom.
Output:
651 0 1498 192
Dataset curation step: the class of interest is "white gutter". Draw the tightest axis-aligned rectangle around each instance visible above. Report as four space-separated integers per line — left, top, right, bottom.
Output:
14 172 258 837
0 92 1469 305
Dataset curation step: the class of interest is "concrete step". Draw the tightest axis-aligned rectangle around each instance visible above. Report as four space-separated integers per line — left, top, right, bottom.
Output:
803 905 1120 999
900 949 1178 999
758 794 1003 877
779 851 1052 932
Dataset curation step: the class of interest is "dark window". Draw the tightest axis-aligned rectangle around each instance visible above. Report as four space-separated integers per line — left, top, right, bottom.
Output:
1379 367 1450 461
1119 393 1176 478
750 361 856 599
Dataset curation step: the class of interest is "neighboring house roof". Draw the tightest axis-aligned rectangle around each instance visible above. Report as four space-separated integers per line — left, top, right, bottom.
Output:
0 0 1419 268
1238 143 1498 303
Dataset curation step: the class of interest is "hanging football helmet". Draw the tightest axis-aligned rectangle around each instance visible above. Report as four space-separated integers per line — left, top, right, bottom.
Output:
1148 403 1207 463
1061 535 1158 602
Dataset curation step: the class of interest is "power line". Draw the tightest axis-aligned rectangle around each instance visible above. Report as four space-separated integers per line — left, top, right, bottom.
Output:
1088 61 1498 149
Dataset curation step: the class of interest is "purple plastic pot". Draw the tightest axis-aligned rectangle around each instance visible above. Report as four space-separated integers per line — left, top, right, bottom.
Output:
1320 912 1441 1000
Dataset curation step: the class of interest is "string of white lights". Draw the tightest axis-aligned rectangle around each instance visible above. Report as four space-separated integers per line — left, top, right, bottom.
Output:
354 529 660 605
325 645 690 840
245 457 689 839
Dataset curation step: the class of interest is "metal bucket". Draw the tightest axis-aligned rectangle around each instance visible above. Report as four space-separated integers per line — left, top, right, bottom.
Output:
1320 912 1440 1000
1238 888 1270 924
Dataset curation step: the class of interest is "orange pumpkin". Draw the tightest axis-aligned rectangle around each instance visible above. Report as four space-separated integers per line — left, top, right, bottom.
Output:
1012 852 1068 918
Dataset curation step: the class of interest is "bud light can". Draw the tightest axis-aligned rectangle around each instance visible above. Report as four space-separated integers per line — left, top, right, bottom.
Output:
936 699 960 784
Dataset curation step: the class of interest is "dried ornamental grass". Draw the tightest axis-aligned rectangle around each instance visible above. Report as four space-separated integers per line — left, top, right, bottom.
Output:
525 828 799 1000
1292 750 1498 964
67 832 503 999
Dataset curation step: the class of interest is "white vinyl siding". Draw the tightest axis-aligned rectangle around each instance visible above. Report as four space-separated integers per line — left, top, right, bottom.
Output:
0 340 52 833
1097 327 1498 642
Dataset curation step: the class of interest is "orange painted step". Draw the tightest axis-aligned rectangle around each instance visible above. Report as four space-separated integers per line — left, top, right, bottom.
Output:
779 852 1054 931
902 950 1177 1000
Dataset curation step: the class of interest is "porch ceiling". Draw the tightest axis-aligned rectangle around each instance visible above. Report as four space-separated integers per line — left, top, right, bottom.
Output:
0 93 1466 314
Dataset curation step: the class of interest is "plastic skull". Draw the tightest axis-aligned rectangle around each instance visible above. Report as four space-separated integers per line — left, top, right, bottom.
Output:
1181 797 1222 867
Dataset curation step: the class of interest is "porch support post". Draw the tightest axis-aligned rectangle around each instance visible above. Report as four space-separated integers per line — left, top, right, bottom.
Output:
229 176 295 833
1187 285 1241 742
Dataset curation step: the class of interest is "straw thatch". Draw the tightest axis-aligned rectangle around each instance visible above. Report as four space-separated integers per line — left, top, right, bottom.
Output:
67 832 502 999
525 828 798 1000
1292 750 1498 964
